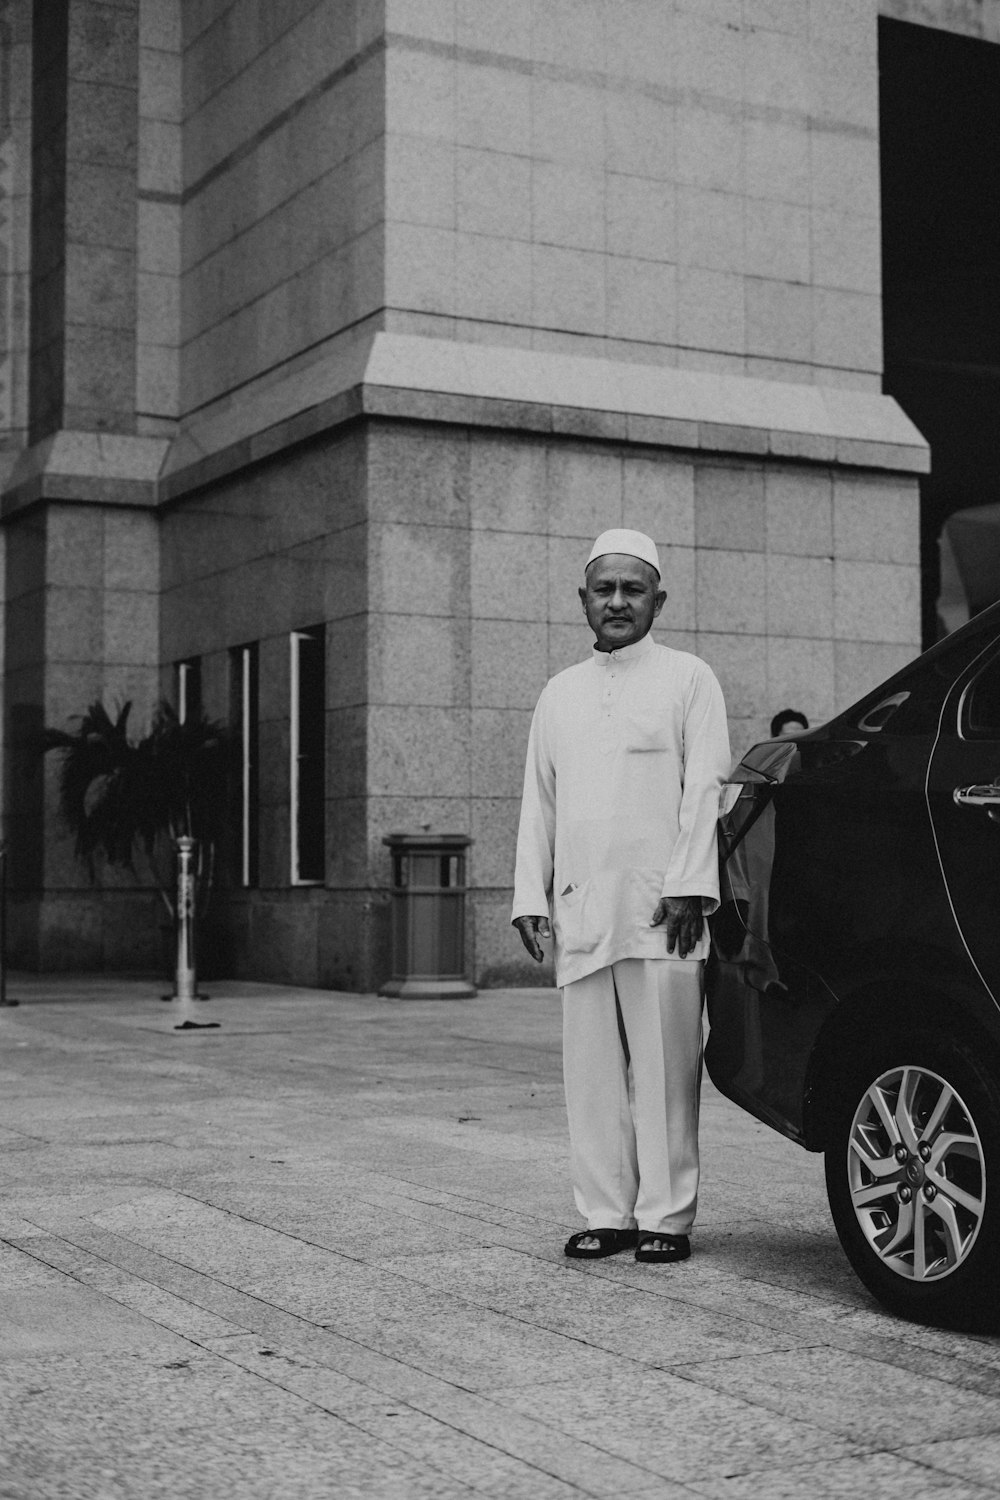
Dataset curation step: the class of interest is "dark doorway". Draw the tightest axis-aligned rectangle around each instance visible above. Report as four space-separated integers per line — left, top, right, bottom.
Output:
879 19 1000 645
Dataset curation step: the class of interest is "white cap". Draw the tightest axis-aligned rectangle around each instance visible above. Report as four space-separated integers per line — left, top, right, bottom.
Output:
585 528 661 578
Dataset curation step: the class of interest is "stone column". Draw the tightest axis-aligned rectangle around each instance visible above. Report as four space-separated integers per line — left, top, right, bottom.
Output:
4 1 166 967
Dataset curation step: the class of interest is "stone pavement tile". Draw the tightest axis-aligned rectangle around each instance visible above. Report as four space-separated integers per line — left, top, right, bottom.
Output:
290 1177 569 1259
199 1327 686 1496
274 1078 563 1125
5 1154 225 1208
841 1315 1000 1380
81 1190 501 1304
0 1283 195 1359
13 1222 688 1496
394 1062 556 1092
309 1276 629 1393
696 1180 836 1237
148 1181 511 1262
332 1152 568 1212
0 1212 52 1239
190 1154 568 1255
682 1264 1000 1377
152 1156 401 1200
12 1183 180 1225
899 1435 1000 1491
285 1132 500 1177
628 1261 1000 1397
0 1094 142 1132
9 1139 221 1181
0 1240 72 1290
373 1245 798 1365
0 1125 47 1150
486 1363 862 1484
386 1379 693 1498
87 1189 338 1267
59 1255 249 1343
0 1352 481 1500
21 1213 633 1397
699 1125 824 1170
397 1155 570 1198
685 1449 997 1499
698 1150 819 1193
363 1112 565 1163
563 1223 856 1322
591 1232 849 1307
674 1218 855 1299
345 1172 568 1235
193 1333 609 1500
675 1346 1000 1447
4 1225 292 1347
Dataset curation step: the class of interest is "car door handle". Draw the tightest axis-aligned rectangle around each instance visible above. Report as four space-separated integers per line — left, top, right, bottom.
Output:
954 784 1000 807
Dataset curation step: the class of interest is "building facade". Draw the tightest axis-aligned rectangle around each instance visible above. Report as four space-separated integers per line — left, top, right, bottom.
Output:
2 0 992 989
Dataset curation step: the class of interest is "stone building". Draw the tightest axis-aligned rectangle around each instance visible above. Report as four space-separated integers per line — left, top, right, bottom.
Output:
0 0 995 988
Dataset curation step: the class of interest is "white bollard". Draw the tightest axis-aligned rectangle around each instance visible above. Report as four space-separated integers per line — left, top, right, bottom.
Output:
169 836 218 1030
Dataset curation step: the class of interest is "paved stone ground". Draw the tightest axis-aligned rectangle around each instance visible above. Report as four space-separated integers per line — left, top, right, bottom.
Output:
2 975 1000 1499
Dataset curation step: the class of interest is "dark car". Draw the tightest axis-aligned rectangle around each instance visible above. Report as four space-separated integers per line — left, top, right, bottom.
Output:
705 600 1000 1330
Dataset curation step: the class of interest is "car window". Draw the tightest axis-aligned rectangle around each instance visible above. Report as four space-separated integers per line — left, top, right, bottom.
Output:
850 676 942 736
962 650 1000 739
857 692 910 732
848 628 1000 737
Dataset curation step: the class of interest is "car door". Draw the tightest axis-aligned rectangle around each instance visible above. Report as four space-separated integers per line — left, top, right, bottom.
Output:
926 643 1000 1006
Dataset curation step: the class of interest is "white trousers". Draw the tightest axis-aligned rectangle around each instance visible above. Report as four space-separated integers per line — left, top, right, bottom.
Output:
562 957 704 1235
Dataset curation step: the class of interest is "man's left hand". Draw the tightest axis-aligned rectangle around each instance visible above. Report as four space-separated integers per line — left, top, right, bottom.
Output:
650 895 703 957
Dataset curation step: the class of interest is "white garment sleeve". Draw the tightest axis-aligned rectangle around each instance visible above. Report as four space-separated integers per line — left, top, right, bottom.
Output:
511 689 556 922
660 662 731 913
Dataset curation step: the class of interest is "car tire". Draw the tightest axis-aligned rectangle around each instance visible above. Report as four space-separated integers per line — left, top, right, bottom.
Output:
824 1029 1000 1330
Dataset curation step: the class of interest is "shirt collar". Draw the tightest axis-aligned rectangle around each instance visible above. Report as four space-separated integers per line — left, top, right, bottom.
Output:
591 632 656 667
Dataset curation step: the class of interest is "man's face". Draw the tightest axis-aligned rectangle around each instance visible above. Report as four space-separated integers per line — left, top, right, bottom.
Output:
579 553 666 653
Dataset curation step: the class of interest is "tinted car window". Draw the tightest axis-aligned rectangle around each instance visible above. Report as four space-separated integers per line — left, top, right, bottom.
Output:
857 691 910 733
963 650 1000 738
850 675 942 736
848 625 1000 738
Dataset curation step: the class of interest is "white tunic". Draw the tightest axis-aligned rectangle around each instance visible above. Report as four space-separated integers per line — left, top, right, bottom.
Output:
512 632 731 987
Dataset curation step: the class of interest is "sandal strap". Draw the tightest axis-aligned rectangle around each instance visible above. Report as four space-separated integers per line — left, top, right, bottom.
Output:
635 1231 690 1262
568 1228 627 1248
565 1227 637 1256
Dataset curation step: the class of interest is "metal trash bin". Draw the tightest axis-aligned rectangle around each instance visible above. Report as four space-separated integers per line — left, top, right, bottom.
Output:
379 833 476 998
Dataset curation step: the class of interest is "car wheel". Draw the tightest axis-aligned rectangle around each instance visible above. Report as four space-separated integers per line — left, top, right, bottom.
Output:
824 1030 1000 1330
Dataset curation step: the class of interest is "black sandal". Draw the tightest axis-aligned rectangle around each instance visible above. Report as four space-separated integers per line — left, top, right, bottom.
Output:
635 1232 690 1264
564 1228 638 1259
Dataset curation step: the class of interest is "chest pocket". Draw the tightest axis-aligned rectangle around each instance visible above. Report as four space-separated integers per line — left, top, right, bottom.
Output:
623 714 671 752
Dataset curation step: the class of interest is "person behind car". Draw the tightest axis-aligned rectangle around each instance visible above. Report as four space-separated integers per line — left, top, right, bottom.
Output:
511 528 731 1265
770 707 809 738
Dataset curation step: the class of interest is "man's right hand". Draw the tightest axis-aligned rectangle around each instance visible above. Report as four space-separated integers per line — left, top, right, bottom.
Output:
514 915 551 963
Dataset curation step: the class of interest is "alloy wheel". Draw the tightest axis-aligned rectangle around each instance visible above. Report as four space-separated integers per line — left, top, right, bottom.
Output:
846 1063 986 1281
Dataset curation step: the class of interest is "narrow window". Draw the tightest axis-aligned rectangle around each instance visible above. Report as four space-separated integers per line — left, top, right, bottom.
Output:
176 657 202 725
963 650 1000 740
290 626 325 884
230 643 259 887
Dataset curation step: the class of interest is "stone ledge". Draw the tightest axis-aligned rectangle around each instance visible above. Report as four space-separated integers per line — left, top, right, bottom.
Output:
361 333 929 461
160 332 928 495
158 388 364 505
3 333 931 515
1 431 170 519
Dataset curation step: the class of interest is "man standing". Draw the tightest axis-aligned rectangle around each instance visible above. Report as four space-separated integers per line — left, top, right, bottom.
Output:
512 529 730 1264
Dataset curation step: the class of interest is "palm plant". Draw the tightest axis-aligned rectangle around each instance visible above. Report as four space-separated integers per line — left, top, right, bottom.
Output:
42 699 230 920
